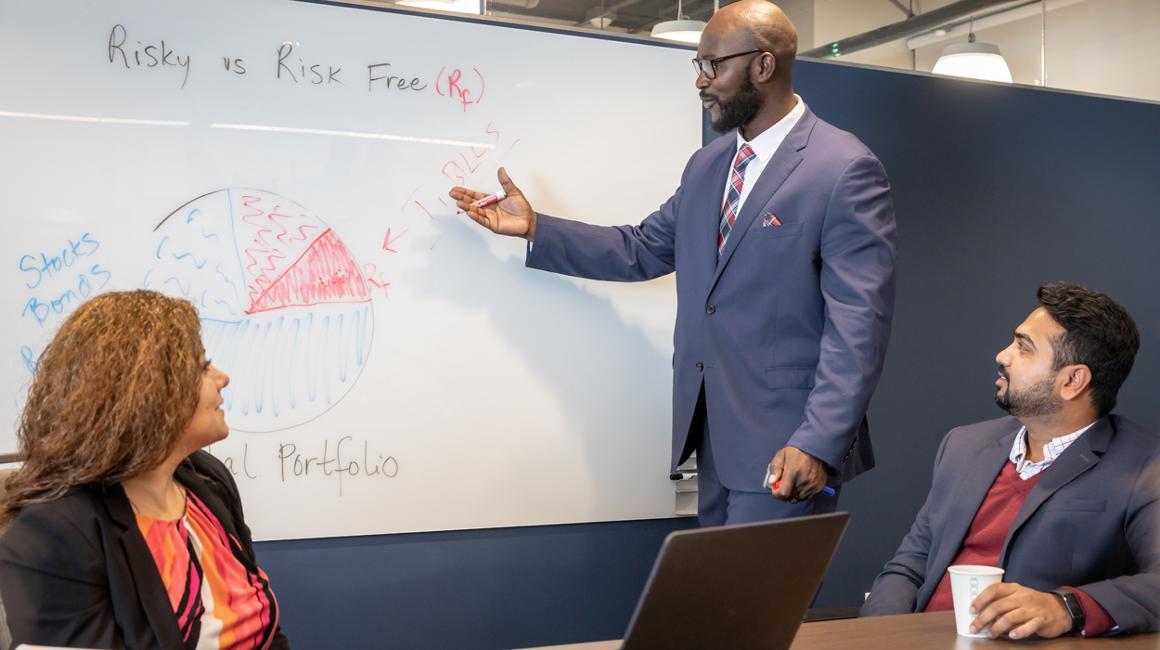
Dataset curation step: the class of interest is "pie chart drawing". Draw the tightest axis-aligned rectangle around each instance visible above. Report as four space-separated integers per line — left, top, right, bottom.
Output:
145 188 374 433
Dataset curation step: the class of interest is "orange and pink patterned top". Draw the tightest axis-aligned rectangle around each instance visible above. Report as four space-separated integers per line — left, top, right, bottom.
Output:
135 489 280 649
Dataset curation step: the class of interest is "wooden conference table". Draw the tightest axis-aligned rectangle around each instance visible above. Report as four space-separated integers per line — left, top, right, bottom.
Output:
521 611 1160 649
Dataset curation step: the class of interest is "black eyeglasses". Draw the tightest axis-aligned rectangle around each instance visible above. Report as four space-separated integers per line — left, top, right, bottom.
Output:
692 49 765 79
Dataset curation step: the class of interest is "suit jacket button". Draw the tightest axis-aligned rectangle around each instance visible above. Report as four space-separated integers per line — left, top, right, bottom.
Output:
705 304 716 315
695 362 704 371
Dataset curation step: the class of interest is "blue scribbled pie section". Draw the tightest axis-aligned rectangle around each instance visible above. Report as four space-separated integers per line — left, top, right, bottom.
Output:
146 188 374 433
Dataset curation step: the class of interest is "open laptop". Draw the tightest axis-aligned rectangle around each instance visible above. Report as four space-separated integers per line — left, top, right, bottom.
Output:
620 512 849 650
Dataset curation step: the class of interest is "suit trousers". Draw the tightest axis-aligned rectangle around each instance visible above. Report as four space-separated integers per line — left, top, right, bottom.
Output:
692 387 841 526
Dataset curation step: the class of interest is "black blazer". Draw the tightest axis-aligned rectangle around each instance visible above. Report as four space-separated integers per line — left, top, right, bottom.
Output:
0 451 290 649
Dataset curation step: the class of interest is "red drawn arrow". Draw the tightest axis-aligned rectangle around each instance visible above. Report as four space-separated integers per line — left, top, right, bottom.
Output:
382 227 408 253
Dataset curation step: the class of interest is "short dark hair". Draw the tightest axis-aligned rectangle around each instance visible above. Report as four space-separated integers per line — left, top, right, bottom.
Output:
1037 282 1139 416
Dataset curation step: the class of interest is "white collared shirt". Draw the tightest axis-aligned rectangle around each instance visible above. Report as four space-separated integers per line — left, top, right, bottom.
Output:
720 94 805 215
1008 421 1097 480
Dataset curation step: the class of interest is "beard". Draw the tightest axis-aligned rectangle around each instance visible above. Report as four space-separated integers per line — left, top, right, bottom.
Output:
706 74 762 133
995 369 1062 418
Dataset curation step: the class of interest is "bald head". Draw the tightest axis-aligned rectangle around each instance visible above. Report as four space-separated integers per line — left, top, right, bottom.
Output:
696 0 799 138
705 0 798 81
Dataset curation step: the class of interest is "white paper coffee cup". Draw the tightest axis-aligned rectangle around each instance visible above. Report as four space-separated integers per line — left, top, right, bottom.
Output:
948 565 1005 638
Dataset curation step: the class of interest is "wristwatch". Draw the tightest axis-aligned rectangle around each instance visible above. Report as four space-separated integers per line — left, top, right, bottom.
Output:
1051 589 1086 635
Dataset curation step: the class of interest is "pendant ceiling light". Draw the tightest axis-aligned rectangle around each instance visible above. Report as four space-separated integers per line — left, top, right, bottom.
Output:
651 0 705 44
932 21 1012 84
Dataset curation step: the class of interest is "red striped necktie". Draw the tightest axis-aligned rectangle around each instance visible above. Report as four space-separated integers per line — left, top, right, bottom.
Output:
718 143 757 255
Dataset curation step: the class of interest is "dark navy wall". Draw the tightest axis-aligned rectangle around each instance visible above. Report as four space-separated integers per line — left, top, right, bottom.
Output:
256 518 696 648
256 60 1160 649
791 60 1160 608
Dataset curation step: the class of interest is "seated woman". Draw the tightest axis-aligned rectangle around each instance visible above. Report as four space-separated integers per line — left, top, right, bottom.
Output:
0 290 289 649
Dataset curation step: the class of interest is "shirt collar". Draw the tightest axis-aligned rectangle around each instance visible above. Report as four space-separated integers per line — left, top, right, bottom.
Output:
735 94 804 162
1009 420 1098 474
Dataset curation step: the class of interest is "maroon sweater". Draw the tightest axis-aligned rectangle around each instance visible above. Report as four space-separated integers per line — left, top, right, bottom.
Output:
924 461 1114 636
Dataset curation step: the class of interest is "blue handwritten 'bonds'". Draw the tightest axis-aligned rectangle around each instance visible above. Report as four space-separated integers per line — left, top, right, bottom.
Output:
20 232 112 329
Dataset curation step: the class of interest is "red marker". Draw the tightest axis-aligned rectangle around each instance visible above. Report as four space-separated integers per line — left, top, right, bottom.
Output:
764 466 836 497
771 479 836 497
457 190 506 214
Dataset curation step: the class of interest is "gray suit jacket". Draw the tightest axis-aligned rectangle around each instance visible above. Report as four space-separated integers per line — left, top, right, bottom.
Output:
862 415 1160 634
526 105 896 491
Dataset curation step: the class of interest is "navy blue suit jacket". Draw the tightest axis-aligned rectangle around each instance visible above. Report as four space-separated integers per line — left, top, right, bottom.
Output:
862 415 1160 634
527 106 896 490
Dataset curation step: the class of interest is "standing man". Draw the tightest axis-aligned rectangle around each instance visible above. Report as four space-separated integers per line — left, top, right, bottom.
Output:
449 0 895 525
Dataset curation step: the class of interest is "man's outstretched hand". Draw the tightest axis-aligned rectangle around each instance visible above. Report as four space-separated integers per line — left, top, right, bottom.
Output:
449 167 538 240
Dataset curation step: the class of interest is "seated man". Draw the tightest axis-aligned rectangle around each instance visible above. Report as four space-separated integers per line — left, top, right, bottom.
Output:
861 282 1159 639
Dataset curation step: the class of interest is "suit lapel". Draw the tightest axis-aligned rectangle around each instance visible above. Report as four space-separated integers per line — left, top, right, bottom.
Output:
928 428 1016 580
104 484 186 648
708 110 814 293
698 143 733 274
999 417 1112 564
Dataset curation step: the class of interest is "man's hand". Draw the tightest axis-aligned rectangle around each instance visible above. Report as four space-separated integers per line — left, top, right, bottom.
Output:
768 446 827 502
449 167 538 240
969 583 1073 639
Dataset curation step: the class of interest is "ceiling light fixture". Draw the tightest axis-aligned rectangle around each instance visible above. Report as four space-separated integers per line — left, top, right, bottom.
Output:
932 17 1012 84
585 6 616 29
651 0 705 44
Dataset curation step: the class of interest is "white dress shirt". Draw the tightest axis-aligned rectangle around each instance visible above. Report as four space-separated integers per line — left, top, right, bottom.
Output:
719 95 805 215
1008 420 1097 480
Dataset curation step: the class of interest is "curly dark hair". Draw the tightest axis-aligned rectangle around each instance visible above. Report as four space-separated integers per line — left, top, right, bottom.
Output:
1037 282 1139 416
2 290 204 523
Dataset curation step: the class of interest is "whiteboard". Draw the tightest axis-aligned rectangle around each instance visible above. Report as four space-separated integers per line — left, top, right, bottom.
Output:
0 0 700 539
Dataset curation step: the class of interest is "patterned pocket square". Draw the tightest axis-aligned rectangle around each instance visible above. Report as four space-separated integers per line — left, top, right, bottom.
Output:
761 213 783 227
